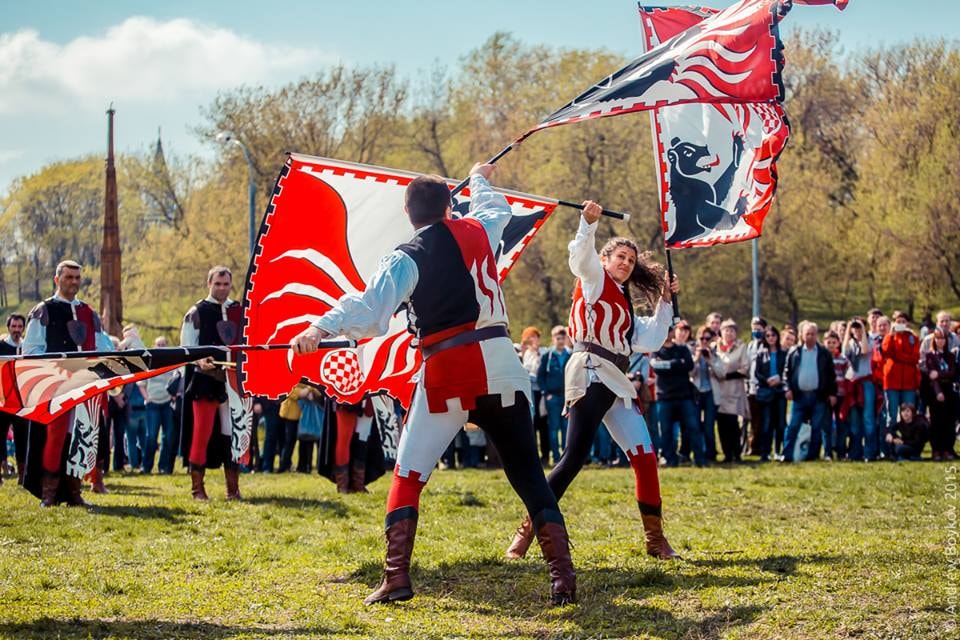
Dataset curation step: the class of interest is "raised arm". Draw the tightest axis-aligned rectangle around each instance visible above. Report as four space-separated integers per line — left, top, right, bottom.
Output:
568 215 606 295
310 250 418 341
466 168 513 253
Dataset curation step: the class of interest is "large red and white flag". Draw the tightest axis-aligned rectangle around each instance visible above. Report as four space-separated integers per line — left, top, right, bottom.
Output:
240 154 558 408
530 0 788 134
640 4 790 248
0 348 221 424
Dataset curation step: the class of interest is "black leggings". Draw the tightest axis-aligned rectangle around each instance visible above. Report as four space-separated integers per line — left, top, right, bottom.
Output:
547 384 618 502
469 392 561 521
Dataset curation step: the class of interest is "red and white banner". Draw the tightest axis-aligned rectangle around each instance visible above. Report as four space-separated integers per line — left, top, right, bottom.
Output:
240 154 558 408
641 4 790 248
531 0 787 134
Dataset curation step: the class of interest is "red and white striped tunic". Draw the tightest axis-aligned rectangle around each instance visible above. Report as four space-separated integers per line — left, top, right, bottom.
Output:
569 270 633 356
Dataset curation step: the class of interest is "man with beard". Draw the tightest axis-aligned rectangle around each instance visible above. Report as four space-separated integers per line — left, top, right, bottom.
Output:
22 261 112 506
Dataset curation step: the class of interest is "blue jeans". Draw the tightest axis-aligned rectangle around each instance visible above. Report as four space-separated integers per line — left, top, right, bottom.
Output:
126 407 148 470
697 391 717 460
659 398 705 465
259 408 283 472
782 391 829 462
145 402 175 474
860 380 878 460
757 394 786 458
544 393 567 464
884 389 917 431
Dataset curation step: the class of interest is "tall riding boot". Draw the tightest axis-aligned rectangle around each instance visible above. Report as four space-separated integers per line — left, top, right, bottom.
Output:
640 503 680 560
364 508 418 605
91 467 108 494
190 465 209 501
333 464 350 494
17 464 25 486
40 472 60 507
224 467 242 501
349 460 368 494
64 475 89 507
534 513 576 606
505 516 534 559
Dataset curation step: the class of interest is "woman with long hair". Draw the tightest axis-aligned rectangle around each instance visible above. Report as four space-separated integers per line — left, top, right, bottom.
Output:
752 325 786 461
504 202 681 561
921 328 958 460
842 318 876 461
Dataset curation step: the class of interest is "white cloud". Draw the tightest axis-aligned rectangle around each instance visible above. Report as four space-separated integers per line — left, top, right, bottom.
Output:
0 17 335 115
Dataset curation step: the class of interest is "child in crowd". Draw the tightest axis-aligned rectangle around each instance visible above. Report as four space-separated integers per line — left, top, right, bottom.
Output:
885 403 928 461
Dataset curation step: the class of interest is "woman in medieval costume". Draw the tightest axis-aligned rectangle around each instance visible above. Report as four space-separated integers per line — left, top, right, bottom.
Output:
504 202 681 561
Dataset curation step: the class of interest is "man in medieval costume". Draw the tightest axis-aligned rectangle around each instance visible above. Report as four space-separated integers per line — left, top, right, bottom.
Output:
22 260 112 506
180 265 243 501
293 163 576 607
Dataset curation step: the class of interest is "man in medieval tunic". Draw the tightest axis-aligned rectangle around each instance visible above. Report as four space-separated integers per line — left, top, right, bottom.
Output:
180 265 243 501
292 164 576 607
22 260 112 506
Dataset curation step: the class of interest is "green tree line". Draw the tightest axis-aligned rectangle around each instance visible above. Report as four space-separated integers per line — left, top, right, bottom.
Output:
1 31 957 341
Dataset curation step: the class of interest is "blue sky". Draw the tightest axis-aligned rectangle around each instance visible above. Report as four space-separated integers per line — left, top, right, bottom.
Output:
0 1 953 192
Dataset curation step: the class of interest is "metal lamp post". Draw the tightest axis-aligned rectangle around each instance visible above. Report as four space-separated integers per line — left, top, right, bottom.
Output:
216 132 256 256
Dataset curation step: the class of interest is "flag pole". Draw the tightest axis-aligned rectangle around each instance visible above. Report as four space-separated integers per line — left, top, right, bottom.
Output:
665 249 681 325
0 342 356 362
449 134 631 220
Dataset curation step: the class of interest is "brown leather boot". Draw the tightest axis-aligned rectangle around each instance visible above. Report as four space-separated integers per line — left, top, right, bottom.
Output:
190 466 208 501
64 475 89 507
640 505 680 560
224 467 242 501
91 468 108 494
333 465 350 494
40 472 60 507
534 514 576 606
364 508 418 605
349 461 368 494
505 516 534 559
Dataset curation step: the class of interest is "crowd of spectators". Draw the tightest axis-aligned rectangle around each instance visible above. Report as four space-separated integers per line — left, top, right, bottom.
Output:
4 308 958 480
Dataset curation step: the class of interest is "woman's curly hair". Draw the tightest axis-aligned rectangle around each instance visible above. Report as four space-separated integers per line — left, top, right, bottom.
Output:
600 237 665 310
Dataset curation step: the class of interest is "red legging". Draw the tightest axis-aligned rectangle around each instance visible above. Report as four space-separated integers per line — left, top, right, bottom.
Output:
189 400 220 466
42 413 72 473
334 410 356 467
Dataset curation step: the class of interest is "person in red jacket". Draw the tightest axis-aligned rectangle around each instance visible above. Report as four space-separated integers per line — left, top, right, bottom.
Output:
880 311 920 444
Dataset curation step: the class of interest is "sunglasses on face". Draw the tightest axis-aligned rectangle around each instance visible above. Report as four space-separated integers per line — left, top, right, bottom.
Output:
699 336 712 342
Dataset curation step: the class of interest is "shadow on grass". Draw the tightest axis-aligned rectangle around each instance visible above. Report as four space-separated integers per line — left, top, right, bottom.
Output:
0 618 335 639
244 495 349 516
686 552 842 576
87 504 190 524
95 483 162 496
350 557 770 637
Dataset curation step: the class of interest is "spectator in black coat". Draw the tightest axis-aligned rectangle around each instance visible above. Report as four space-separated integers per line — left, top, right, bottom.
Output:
752 325 787 461
651 326 704 467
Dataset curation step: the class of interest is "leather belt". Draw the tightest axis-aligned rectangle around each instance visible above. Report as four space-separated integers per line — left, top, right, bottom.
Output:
420 326 510 360
574 341 630 373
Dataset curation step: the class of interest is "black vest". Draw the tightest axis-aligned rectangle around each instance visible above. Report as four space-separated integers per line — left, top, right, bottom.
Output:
397 223 479 339
0 340 17 356
194 299 241 346
44 298 95 352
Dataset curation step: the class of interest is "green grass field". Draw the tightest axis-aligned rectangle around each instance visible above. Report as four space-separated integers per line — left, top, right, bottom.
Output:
0 461 953 639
